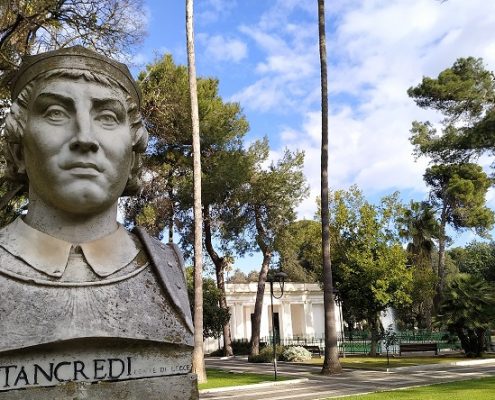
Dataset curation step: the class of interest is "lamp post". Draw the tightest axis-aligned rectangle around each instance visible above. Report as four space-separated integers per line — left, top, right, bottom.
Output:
268 270 287 381
333 288 345 358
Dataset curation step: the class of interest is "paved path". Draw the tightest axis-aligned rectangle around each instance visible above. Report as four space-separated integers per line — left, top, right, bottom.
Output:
201 357 495 400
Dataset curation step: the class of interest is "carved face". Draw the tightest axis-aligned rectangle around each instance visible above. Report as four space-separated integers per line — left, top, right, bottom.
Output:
20 77 134 215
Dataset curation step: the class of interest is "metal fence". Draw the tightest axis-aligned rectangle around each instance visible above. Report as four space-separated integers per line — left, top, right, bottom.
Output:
259 330 462 355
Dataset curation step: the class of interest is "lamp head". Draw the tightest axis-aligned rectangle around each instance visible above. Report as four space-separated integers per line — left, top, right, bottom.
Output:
274 271 288 283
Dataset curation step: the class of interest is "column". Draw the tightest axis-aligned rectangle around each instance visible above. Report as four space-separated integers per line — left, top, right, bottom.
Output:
229 304 236 340
233 303 244 339
281 301 293 339
304 301 314 337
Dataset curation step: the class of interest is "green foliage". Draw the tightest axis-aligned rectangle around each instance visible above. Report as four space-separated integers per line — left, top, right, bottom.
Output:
1 0 146 93
411 161 494 306
398 201 439 261
381 325 397 366
231 339 251 355
329 186 412 330
221 138 308 268
435 274 495 357
449 241 495 282
209 339 252 356
408 57 495 167
411 125 495 305
237 139 307 357
185 267 230 339
408 57 495 122
226 269 259 283
226 268 249 283
331 376 495 400
275 219 321 282
124 55 308 360
424 163 494 234
247 345 285 363
280 346 312 362
247 270 260 282
235 139 309 255
124 54 250 251
198 368 292 390
396 201 439 329
0 180 26 227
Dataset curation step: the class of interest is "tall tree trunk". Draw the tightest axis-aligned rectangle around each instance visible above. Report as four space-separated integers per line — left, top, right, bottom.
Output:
186 0 206 384
249 250 272 357
203 206 234 357
369 314 380 357
318 0 342 375
434 206 447 310
249 206 272 358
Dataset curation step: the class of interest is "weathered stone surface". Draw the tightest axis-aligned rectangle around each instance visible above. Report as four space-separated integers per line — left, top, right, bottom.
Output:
0 242 192 353
0 373 199 399
0 339 191 391
0 46 197 398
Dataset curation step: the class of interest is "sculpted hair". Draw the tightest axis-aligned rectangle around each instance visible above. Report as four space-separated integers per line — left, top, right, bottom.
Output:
3 69 148 195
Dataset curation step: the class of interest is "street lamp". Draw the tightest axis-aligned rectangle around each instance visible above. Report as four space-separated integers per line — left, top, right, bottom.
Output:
333 288 345 358
268 270 288 381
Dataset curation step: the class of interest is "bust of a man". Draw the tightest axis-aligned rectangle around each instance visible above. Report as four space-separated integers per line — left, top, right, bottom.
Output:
0 47 196 399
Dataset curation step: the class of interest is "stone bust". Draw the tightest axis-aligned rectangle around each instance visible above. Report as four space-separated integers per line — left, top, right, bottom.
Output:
0 46 196 399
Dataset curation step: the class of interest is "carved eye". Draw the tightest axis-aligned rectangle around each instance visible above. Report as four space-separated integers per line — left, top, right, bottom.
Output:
44 107 69 124
96 111 119 129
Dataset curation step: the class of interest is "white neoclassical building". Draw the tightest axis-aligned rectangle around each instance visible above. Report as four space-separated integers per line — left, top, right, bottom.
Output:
225 282 343 342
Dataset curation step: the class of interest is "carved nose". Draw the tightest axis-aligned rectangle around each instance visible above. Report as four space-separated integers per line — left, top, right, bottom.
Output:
69 140 99 152
71 115 99 152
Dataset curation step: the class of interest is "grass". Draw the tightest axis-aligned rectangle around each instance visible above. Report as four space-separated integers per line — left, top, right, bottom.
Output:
328 376 495 399
304 355 471 370
198 368 293 390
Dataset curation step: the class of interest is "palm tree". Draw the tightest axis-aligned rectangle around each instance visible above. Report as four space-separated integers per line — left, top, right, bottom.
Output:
436 274 495 357
398 200 439 328
399 201 439 264
186 0 206 383
318 0 342 375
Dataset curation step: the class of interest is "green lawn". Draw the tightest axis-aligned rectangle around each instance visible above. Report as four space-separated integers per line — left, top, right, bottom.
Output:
198 368 293 390
328 376 495 399
304 355 471 370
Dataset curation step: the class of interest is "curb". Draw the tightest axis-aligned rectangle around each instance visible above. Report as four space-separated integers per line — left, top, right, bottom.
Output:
199 377 309 394
388 357 495 372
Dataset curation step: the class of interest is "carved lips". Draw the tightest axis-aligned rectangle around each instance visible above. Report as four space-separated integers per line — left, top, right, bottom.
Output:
60 161 104 177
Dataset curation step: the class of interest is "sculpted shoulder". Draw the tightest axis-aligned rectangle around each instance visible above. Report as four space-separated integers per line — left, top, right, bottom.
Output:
133 227 194 334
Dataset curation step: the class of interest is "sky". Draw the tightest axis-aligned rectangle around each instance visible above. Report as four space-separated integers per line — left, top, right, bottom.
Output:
131 0 495 272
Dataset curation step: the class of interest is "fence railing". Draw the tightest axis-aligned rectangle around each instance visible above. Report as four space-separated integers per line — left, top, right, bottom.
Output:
259 330 461 355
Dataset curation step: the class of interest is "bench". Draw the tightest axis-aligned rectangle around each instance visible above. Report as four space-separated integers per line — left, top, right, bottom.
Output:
399 343 438 356
303 345 322 358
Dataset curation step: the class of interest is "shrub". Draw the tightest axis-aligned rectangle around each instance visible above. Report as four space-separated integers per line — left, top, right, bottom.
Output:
207 339 251 357
248 345 285 363
233 339 251 355
280 346 312 362
208 348 223 357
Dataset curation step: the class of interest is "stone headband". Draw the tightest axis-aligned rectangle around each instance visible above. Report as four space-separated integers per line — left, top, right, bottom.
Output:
7 46 141 107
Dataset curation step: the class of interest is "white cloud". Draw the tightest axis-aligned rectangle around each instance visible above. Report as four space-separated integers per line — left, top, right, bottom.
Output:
198 33 248 63
130 52 149 68
197 0 237 24
232 78 287 112
222 0 495 241
232 22 319 111
279 104 430 218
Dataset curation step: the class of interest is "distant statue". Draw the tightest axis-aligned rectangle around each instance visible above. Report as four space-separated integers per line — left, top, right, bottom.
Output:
0 46 196 399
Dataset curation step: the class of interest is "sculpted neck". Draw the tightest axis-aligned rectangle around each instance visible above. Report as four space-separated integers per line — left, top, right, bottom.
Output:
24 191 120 244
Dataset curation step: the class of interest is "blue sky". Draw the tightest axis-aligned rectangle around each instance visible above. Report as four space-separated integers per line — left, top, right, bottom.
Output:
131 0 495 272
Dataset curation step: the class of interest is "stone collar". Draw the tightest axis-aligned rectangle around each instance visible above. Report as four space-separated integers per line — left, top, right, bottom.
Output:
0 217 139 278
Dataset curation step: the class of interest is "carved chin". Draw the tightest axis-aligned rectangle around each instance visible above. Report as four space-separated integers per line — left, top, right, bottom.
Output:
36 183 123 215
